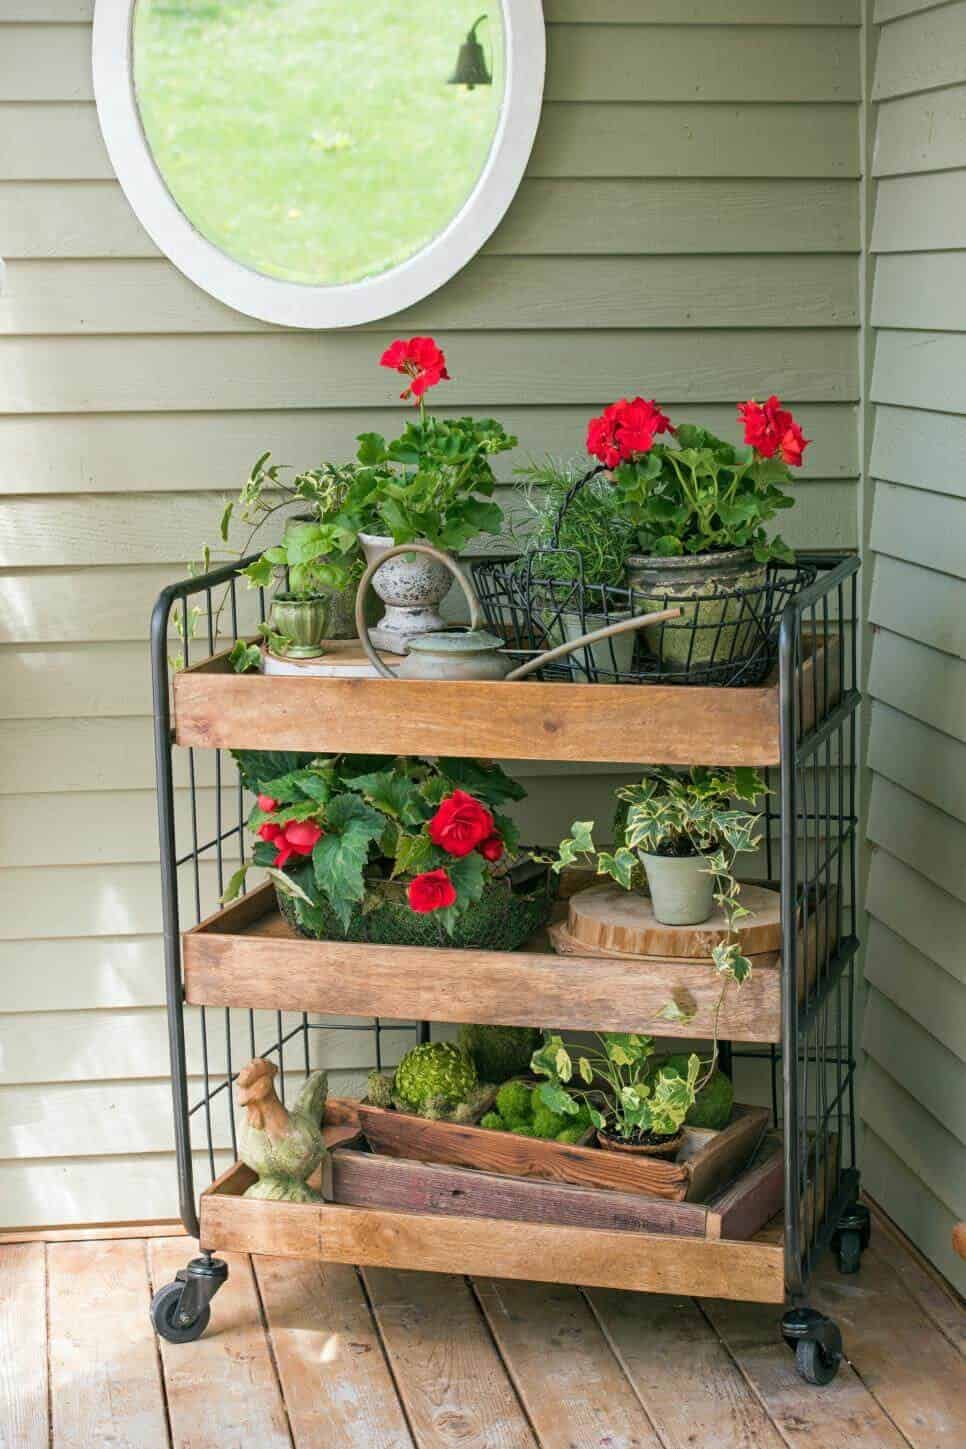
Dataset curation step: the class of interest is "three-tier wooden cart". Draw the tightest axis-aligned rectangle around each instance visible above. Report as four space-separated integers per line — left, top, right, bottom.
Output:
148 551 869 1386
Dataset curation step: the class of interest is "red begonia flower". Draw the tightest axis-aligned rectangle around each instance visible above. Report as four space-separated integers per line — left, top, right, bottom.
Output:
257 794 278 812
477 834 505 862
408 868 458 914
272 818 323 869
428 790 494 857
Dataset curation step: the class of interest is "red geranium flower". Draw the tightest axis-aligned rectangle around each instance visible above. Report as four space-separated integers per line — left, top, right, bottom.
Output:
586 397 674 468
428 790 495 857
738 396 810 467
257 794 278 813
408 868 458 914
380 336 450 403
258 822 283 844
477 834 504 863
273 819 323 869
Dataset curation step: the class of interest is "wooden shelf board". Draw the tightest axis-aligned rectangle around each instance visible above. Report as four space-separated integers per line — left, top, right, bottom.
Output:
199 1161 786 1304
171 633 838 765
183 884 783 1042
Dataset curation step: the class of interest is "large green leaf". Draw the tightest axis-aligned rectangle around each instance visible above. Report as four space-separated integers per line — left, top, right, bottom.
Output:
311 794 385 930
437 759 526 805
344 769 425 825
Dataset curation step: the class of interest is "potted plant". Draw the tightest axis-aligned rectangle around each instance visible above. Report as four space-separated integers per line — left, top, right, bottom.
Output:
232 517 351 662
334 336 516 650
584 395 809 672
531 1031 701 1158
513 456 637 677
222 752 553 950
555 765 766 979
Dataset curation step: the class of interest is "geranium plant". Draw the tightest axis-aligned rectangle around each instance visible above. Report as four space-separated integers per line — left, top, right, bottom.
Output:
585 395 810 562
531 1032 701 1143
556 766 766 982
221 752 528 936
334 337 516 552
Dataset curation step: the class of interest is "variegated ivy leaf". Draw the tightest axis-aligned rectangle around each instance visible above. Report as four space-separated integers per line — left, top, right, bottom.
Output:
619 1086 642 1110
537 1081 580 1117
655 999 696 1025
554 820 596 874
596 847 636 891
578 1056 594 1085
554 1046 573 1082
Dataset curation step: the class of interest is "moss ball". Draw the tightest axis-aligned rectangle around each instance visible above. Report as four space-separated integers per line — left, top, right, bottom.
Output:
510 1124 537 1137
479 1111 504 1131
531 1104 569 1139
457 1024 543 1084
394 1042 477 1112
657 1054 734 1130
555 1125 587 1144
495 1079 533 1125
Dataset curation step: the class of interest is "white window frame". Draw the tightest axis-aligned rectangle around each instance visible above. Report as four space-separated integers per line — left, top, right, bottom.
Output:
92 0 545 329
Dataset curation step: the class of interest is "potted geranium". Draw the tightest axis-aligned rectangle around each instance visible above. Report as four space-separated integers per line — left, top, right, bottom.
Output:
334 337 516 651
531 1031 701 1159
556 765 766 980
585 394 809 672
222 753 553 950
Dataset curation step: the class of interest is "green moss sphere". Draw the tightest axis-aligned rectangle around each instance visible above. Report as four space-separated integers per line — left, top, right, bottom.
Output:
658 1054 734 1130
532 1103 569 1139
394 1042 478 1112
457 1024 543 1084
495 1079 533 1125
555 1125 587 1144
479 1111 504 1131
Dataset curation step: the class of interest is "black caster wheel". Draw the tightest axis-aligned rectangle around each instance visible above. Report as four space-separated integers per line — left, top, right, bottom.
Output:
796 1336 841 1386
150 1281 211 1344
837 1228 862 1275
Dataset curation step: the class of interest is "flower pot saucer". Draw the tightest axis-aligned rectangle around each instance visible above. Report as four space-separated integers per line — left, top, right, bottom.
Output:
261 640 402 678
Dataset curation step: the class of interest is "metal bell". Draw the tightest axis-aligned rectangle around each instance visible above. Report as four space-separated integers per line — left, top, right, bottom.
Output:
448 14 492 88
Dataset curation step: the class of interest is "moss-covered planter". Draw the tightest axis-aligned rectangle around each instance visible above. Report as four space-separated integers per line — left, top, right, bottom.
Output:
275 864 554 950
625 547 767 677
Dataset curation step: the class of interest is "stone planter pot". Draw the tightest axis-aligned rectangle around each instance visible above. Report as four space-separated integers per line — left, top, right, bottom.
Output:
641 851 714 926
625 547 767 675
359 531 455 653
269 593 329 659
562 611 634 680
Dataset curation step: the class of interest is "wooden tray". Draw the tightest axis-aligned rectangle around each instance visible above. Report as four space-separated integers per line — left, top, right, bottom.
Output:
183 885 783 1042
355 1098 770 1203
327 1134 785 1242
172 630 840 766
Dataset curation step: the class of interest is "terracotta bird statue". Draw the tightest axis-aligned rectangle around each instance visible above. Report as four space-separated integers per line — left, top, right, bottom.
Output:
236 1058 328 1202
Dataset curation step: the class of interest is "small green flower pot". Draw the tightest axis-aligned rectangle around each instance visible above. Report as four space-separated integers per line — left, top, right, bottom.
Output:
641 852 714 926
270 593 329 658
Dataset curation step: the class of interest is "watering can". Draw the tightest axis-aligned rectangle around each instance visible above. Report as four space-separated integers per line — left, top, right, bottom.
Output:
355 543 681 682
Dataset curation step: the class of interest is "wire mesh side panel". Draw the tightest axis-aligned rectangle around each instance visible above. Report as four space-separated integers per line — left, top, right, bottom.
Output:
151 563 420 1237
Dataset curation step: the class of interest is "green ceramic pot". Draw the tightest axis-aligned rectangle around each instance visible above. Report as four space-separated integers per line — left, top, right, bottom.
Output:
625 548 767 676
281 516 373 640
270 593 329 658
641 853 714 926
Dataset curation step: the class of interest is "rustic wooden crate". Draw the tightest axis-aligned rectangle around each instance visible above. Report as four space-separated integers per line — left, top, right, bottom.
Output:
355 1098 771 1203
327 1133 785 1242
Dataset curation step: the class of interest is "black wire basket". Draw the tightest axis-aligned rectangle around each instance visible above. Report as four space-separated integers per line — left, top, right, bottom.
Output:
470 462 815 685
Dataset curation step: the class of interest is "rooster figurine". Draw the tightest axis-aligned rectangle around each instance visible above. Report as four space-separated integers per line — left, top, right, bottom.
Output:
236 1058 328 1202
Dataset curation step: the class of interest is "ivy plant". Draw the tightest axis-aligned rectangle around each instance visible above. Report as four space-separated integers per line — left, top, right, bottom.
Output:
530 1032 701 1142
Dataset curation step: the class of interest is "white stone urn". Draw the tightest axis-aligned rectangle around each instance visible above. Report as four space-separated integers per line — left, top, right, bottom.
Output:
358 531 455 653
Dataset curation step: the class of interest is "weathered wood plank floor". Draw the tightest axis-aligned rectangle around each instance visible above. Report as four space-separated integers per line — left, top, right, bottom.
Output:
1 1214 962 1448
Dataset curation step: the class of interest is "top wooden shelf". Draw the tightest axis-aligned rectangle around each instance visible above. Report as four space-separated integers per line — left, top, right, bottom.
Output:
172 634 838 765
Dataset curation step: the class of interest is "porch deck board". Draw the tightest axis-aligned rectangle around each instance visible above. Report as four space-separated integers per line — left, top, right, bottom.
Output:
1 1210 962 1448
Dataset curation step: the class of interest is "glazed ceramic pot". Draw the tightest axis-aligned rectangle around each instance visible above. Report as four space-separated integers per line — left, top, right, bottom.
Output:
358 531 455 652
625 547 767 674
269 593 329 658
641 851 714 926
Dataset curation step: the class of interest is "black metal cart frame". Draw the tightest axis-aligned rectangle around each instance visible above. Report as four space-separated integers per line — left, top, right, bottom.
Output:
150 550 868 1379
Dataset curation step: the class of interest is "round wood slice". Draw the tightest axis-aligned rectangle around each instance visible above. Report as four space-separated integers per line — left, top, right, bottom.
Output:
565 883 781 960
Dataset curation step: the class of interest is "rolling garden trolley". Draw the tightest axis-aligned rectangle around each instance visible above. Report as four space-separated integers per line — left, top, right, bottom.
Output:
148 551 869 1386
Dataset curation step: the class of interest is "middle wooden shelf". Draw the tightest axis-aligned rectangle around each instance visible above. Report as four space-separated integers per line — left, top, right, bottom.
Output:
184 881 784 1042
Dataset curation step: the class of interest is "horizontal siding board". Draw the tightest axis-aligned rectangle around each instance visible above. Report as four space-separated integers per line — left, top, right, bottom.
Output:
0 644 152 720
862 1129 966 1297
530 101 860 180
0 4 92 16
867 776 966 903
874 0 946 21
868 555 966 658
864 918 966 1057
0 403 858 495
869 402 966 499
869 702 966 822
0 177 861 256
873 252 966 332
3 23 859 105
0 935 164 1013
862 990 966 1143
868 629 964 744
860 1055 966 1216
867 847 966 982
0 105 111 182
0 1005 412 1085
869 480 966 577
0 484 861 571
0 331 860 415
873 85 966 177
872 171 966 251
872 1 966 100
0 1152 231 1229
871 329 966 414
0 255 860 336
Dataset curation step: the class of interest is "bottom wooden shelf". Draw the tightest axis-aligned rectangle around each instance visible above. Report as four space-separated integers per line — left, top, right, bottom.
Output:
199 1155 786 1305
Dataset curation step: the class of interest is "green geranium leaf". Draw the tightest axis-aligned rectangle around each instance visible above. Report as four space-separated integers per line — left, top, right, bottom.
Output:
447 850 487 911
